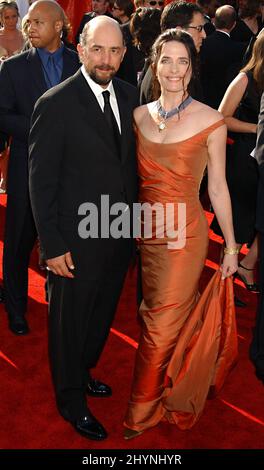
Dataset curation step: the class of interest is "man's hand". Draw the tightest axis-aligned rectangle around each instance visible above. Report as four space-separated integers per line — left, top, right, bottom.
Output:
46 252 75 278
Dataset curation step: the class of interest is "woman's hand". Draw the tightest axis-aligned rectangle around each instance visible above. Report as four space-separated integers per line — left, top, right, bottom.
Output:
220 254 238 280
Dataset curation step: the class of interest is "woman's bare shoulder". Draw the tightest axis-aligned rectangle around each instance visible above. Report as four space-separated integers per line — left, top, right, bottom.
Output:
191 101 225 127
133 101 156 126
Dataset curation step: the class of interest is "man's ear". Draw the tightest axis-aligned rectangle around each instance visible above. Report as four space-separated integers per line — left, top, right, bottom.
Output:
121 46 127 62
55 20 63 34
77 43 83 60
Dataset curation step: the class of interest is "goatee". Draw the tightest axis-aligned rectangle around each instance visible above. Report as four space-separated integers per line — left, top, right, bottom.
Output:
89 67 116 86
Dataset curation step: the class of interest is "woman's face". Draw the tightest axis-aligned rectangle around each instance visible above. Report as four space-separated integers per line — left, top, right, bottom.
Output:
156 41 192 95
1 7 18 30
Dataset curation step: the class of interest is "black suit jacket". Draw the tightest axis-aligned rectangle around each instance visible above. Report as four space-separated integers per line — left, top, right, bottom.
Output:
29 70 138 279
0 47 80 195
116 22 145 87
255 92 264 233
200 31 246 109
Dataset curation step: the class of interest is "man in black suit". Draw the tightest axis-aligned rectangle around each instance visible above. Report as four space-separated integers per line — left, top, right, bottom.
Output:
29 16 138 440
250 92 264 384
0 0 80 335
200 4 246 109
75 0 113 43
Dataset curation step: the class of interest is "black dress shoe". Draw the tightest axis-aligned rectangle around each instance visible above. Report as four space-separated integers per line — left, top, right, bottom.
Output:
234 296 247 308
73 413 108 440
0 286 4 303
86 378 112 397
8 316 29 335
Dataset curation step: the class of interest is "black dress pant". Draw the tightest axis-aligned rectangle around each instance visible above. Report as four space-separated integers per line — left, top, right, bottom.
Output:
250 233 264 376
3 193 37 319
48 240 131 421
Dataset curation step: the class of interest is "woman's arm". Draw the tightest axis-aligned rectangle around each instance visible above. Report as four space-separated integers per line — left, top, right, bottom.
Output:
207 122 238 278
219 72 257 134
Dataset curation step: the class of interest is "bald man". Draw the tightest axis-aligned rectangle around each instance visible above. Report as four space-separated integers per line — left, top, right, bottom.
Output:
200 5 246 108
29 16 138 440
0 0 80 336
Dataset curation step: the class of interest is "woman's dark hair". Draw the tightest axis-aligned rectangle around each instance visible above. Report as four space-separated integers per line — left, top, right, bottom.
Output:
241 31 264 93
150 28 198 100
115 0 134 18
130 7 161 57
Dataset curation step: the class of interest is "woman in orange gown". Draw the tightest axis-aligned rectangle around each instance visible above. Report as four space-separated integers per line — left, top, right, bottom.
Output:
124 29 239 439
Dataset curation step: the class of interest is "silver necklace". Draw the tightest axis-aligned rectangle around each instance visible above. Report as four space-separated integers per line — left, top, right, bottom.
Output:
156 95 193 132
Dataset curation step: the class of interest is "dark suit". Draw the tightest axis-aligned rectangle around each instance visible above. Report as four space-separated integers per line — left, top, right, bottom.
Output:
200 30 246 109
0 47 80 320
116 22 145 87
251 92 264 379
29 70 138 419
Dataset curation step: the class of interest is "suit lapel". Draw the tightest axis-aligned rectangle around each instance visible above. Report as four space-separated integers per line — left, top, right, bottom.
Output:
113 79 131 163
26 48 47 96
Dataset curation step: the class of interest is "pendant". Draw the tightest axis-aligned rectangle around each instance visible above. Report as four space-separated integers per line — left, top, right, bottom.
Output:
158 121 166 132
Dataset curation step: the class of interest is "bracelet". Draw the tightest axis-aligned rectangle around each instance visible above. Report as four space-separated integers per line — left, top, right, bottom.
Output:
224 247 239 255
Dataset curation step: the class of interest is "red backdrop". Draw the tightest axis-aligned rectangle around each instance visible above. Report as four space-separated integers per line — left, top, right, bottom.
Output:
57 0 92 39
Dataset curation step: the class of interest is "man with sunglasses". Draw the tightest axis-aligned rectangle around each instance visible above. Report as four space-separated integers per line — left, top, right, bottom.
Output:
144 0 165 10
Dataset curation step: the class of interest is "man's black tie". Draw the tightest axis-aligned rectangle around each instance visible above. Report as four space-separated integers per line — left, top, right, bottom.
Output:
102 90 121 158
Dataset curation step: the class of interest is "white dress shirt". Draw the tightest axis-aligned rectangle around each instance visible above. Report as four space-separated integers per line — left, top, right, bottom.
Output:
81 64 121 133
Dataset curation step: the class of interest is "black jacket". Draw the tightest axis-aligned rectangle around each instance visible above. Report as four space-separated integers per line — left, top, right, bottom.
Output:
200 30 246 109
0 46 80 195
29 70 138 279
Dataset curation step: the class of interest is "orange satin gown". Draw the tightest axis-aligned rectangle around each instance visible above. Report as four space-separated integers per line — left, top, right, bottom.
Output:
124 119 238 432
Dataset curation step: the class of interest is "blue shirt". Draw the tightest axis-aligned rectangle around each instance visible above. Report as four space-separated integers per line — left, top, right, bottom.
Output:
37 43 64 89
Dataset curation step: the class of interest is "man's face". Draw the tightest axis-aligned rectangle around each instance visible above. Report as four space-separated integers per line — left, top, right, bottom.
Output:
78 24 126 87
27 4 62 51
92 0 109 15
185 12 206 52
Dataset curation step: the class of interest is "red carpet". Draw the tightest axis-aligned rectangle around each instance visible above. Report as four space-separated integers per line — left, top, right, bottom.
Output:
0 194 264 450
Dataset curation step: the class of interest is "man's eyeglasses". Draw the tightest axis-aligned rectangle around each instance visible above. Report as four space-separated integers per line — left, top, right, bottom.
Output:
187 25 205 33
149 1 164 6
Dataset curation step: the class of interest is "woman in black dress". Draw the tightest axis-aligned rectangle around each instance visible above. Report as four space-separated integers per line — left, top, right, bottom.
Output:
212 31 264 291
